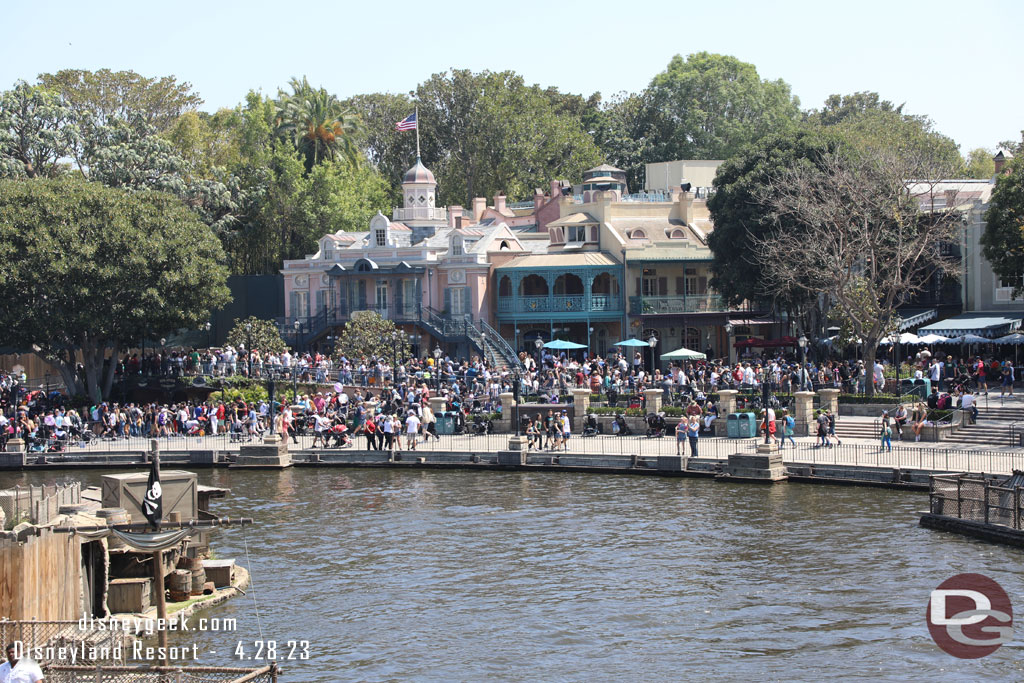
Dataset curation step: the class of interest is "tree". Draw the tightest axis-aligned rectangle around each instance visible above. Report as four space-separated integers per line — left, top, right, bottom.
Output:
806 91 905 126
644 52 801 162
963 148 996 179
707 127 842 314
592 91 657 193
37 68 202 132
751 145 962 396
0 178 230 400
225 316 289 356
0 81 80 178
274 77 362 172
981 156 1024 295
334 311 410 362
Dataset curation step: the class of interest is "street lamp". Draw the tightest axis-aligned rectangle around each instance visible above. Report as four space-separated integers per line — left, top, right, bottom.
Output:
534 336 544 372
513 368 521 437
205 322 212 349
647 333 658 373
724 322 734 365
798 334 809 391
433 345 443 394
293 319 302 355
245 323 252 377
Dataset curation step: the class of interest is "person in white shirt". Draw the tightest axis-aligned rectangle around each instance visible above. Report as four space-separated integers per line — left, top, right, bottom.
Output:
961 391 978 423
0 643 45 683
405 411 421 450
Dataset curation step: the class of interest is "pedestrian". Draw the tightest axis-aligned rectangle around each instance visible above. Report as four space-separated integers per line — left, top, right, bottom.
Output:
675 416 687 455
1001 361 1015 397
826 409 840 446
686 414 700 458
880 418 893 452
893 404 908 440
782 408 796 448
560 410 571 451
0 642 43 683
406 410 420 450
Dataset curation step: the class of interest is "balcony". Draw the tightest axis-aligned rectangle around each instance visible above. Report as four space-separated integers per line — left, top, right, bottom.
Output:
392 206 448 221
629 295 727 315
496 294 622 315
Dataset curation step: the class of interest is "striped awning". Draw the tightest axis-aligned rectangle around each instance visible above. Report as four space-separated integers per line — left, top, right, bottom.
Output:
897 307 937 330
918 313 1022 338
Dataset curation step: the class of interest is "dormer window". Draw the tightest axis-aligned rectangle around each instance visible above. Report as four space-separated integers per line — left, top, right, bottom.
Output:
629 229 647 240
568 226 587 243
323 248 334 260
668 228 686 239
452 237 464 256
375 227 386 247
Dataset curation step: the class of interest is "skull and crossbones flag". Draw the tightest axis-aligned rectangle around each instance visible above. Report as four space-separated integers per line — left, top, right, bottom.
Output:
143 454 163 529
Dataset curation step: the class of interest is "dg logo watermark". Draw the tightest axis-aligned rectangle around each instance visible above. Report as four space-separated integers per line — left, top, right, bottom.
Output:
927 573 1013 658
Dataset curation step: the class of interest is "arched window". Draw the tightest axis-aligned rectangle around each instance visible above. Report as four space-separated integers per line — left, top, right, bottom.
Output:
684 327 701 351
499 275 512 297
669 228 686 239
591 272 619 295
499 240 510 250
629 229 647 240
520 274 548 296
553 273 584 295
375 227 387 247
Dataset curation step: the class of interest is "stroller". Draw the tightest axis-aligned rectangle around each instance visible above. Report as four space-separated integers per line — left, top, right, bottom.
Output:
646 412 666 438
471 413 493 435
582 413 601 437
611 413 632 436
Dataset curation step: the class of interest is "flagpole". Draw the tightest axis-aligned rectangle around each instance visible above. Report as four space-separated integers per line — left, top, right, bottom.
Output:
415 105 420 160
149 447 169 666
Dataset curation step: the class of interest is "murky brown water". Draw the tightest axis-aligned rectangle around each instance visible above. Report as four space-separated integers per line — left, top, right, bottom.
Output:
9 468 1023 681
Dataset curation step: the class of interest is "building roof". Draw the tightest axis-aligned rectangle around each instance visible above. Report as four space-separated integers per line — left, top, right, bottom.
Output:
497 252 618 269
586 163 624 174
547 212 598 227
623 248 711 262
403 157 436 184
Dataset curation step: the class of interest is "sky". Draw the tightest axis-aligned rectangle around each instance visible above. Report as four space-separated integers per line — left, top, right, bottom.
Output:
2 0 1021 154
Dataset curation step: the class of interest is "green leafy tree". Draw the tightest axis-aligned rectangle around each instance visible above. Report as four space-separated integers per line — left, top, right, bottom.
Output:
981 157 1024 295
225 316 289 355
345 91 419 205
334 311 410 362
644 52 801 162
592 91 657 193
806 91 905 126
0 178 230 400
0 81 80 178
963 147 996 179
707 127 842 312
37 68 202 132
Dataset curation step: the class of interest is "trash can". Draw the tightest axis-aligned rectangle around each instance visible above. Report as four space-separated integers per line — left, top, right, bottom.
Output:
726 413 740 438
435 412 455 435
736 412 758 438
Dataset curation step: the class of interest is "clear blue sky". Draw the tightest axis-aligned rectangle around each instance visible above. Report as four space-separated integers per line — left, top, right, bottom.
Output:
2 0 1020 154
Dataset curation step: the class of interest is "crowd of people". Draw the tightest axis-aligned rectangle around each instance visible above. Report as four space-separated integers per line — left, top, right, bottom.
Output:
2 340 1019 453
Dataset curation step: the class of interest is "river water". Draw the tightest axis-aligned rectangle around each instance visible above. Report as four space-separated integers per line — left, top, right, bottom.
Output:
11 468 1024 681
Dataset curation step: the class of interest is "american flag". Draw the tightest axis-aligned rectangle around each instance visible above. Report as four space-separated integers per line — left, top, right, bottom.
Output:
395 112 417 131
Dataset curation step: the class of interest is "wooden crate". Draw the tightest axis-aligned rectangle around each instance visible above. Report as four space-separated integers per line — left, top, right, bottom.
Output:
101 471 197 524
201 559 235 588
108 578 151 614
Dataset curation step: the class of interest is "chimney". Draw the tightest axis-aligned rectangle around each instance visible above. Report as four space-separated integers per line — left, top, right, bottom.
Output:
472 197 486 222
448 205 463 228
994 150 1013 175
678 190 694 225
533 188 544 212
550 179 561 198
494 194 507 213
943 189 958 209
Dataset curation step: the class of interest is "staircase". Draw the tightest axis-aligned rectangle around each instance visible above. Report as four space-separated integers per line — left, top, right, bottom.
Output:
833 418 881 442
946 403 1024 448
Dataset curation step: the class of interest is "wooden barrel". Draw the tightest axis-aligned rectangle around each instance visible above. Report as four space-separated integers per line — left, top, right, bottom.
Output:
95 508 130 549
190 566 207 595
168 569 191 602
202 581 216 595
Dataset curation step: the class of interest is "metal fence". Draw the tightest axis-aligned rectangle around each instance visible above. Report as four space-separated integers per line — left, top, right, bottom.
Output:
41 664 278 683
0 483 81 527
929 474 1024 528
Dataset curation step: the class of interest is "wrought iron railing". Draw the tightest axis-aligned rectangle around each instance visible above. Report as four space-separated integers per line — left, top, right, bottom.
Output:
629 294 727 314
497 295 622 314
479 320 525 370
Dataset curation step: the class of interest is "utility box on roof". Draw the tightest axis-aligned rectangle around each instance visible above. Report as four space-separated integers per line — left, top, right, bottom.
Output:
101 471 198 524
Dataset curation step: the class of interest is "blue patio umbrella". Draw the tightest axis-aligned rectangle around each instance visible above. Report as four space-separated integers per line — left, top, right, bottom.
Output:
543 339 588 350
613 338 650 347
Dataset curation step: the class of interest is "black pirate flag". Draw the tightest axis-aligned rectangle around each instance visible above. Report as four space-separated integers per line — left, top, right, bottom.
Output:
143 454 163 529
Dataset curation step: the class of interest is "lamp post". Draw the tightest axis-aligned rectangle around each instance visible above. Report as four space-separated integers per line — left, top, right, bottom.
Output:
293 319 302 355
724 322 734 365
433 345 443 394
534 335 544 371
798 334 809 391
245 323 252 377
205 321 212 349
513 368 521 437
761 365 771 445
160 338 166 378
267 370 277 436
647 333 658 373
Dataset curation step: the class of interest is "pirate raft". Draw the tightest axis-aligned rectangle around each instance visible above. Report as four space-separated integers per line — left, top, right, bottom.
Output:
0 442 277 681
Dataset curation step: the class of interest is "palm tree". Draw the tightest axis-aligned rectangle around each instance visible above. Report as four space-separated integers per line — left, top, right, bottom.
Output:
274 77 362 171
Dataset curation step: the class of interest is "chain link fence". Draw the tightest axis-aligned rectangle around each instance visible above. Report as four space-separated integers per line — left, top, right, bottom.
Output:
41 664 278 683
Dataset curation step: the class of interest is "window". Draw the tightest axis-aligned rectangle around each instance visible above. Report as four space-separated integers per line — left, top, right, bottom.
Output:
375 281 388 312
375 227 386 247
323 248 334 260
452 239 464 256
568 225 587 243
669 229 685 239
629 229 647 240
995 274 1024 302
499 240 510 250
450 287 465 315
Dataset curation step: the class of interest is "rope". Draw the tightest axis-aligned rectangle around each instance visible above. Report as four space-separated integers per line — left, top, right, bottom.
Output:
242 525 264 641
